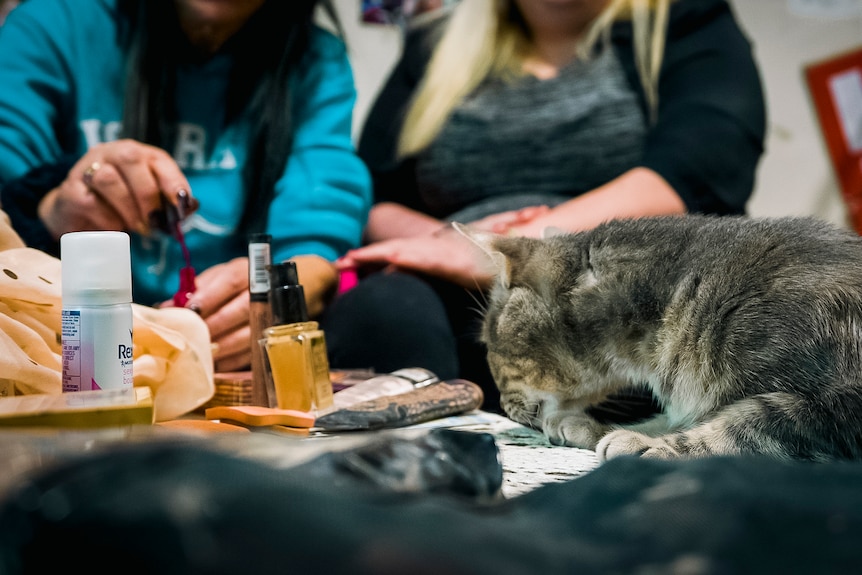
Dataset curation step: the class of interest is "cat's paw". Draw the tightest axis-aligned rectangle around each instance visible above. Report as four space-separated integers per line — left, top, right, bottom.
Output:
542 412 607 449
596 430 680 461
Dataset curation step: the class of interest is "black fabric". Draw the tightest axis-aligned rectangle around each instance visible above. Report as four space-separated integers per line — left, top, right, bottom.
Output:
0 155 76 257
322 271 458 379
631 0 766 215
2 441 861 574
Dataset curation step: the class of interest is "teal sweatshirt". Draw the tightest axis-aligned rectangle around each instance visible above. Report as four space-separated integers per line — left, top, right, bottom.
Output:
0 0 371 305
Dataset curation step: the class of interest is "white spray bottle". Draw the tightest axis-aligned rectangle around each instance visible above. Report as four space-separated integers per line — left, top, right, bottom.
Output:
61 231 133 392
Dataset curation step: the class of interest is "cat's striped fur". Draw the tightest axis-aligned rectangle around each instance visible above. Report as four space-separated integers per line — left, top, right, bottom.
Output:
470 215 862 461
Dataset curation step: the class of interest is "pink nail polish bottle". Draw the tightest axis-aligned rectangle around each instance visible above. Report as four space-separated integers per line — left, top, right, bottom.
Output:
337 267 358 295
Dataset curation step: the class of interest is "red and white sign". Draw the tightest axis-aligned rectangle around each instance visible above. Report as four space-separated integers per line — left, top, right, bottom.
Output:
806 46 862 234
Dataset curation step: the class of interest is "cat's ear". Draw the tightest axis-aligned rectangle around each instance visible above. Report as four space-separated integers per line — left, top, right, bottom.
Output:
452 222 512 288
453 222 545 290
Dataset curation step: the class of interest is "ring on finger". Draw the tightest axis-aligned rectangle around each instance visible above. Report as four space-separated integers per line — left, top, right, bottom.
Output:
82 161 101 187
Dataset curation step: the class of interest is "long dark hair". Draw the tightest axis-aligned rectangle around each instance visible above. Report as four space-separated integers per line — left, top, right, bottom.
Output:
117 0 342 234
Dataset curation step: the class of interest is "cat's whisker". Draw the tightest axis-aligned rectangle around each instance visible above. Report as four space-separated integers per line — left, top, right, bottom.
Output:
468 275 488 294
463 287 489 316
524 401 542 420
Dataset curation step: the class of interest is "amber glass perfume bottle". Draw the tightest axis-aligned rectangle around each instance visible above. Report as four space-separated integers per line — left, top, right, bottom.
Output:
262 261 334 414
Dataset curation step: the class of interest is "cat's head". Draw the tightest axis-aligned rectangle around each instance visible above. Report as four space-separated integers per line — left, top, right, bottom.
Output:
455 224 625 427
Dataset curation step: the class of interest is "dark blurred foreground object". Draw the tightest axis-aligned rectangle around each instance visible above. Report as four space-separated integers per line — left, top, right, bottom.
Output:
293 427 503 498
2 437 862 574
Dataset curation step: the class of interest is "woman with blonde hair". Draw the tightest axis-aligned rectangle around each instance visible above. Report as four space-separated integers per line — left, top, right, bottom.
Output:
324 0 765 413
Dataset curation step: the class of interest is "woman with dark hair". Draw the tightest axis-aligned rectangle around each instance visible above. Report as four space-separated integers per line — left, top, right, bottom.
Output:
0 0 371 372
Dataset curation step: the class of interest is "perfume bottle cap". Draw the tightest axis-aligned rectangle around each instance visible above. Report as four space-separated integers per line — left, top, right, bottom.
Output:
61 231 132 306
268 260 309 325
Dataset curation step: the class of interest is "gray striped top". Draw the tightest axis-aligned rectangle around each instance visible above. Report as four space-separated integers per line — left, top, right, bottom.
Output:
415 46 647 223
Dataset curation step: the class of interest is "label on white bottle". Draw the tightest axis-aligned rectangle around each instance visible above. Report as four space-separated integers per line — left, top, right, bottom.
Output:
62 305 133 392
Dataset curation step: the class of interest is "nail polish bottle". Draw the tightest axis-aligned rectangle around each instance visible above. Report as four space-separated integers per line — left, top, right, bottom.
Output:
248 233 273 407
262 261 334 414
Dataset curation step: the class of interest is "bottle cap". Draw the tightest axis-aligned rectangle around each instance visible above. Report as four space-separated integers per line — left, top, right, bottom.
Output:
61 231 132 306
248 233 272 244
268 260 309 325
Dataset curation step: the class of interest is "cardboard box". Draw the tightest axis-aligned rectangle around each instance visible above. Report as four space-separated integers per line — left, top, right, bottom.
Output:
0 387 154 428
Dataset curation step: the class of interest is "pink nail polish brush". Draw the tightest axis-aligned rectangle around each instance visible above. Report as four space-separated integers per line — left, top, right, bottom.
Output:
168 191 197 307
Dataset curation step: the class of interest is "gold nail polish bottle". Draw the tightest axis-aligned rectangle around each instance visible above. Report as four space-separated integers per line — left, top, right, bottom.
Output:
261 261 334 414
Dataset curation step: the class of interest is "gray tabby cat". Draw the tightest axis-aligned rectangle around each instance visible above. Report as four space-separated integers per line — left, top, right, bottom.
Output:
465 215 862 461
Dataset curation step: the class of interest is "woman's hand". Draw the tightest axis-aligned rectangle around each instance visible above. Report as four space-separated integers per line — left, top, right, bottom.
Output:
38 139 197 239
338 205 549 289
337 230 496 290
161 257 252 373
467 205 550 234
160 255 338 373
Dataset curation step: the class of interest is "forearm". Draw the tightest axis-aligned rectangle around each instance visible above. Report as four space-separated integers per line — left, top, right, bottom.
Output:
0 155 75 256
363 201 444 243
515 168 686 237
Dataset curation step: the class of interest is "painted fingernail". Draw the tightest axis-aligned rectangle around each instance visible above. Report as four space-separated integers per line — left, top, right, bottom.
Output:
178 188 199 215
174 189 187 219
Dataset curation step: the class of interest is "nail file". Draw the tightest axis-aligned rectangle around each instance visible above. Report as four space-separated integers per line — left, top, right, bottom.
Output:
157 419 250 434
205 405 315 429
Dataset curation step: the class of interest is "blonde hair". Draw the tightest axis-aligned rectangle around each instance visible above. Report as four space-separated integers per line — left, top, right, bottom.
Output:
398 0 673 157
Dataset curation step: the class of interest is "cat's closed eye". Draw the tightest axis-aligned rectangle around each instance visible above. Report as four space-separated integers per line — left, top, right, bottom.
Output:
577 249 598 289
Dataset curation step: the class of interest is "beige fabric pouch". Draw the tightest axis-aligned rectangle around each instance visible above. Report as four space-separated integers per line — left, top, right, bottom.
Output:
0 211 213 421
